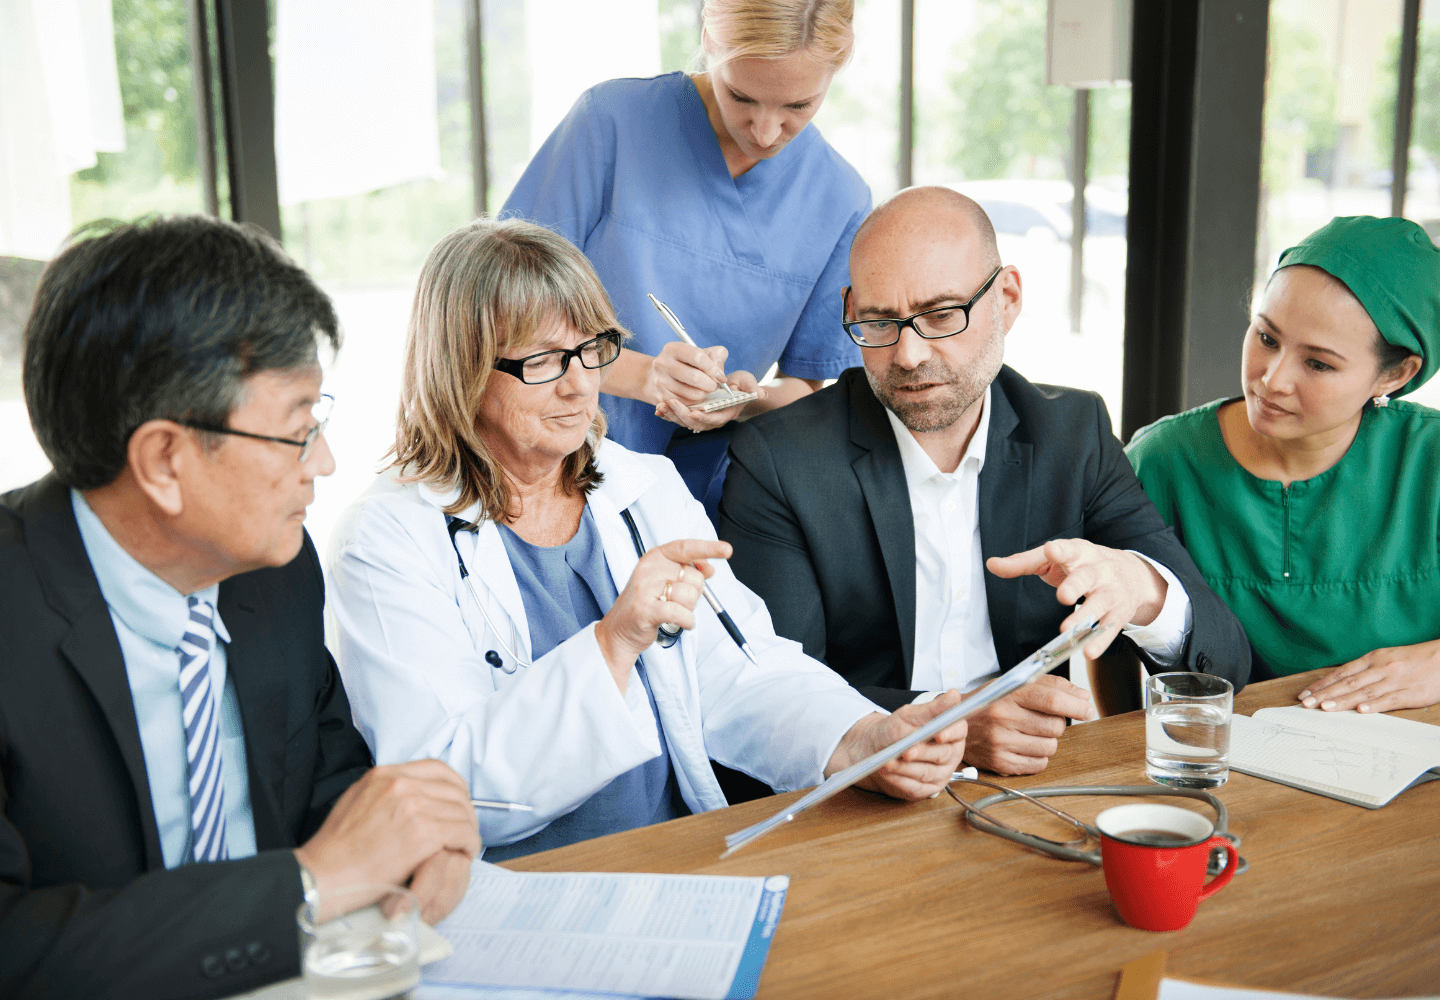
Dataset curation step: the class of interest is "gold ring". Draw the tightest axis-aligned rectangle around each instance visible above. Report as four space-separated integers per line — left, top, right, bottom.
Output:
661 581 672 603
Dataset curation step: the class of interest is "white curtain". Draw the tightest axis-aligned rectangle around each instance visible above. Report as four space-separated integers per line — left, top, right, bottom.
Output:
275 0 444 205
524 0 661 157
0 0 125 259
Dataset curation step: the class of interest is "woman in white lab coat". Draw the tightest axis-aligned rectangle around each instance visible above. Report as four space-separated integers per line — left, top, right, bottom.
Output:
326 217 967 859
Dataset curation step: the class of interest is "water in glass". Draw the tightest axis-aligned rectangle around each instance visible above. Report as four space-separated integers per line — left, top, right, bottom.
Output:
1145 701 1231 787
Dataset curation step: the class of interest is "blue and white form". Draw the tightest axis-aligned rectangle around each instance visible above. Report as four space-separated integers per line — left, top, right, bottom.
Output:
421 867 791 999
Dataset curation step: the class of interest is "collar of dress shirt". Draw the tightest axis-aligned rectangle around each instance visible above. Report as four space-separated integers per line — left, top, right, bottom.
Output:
70 489 231 649
882 383 992 489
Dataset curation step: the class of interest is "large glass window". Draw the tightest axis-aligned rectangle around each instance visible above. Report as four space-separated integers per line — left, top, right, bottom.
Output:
1 0 211 495
1401 3 1440 409
273 0 478 553
1258 0 1403 282
1258 0 1440 410
914 0 1129 426
809 0 901 203
484 0 697 210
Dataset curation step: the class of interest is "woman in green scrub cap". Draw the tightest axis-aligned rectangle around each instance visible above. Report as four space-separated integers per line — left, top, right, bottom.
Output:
1127 216 1440 713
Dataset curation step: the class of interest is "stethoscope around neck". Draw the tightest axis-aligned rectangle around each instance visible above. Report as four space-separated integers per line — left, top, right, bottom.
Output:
445 507 678 676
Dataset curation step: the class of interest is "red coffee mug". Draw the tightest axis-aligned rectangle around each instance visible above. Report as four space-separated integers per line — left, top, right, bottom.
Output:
1096 803 1239 932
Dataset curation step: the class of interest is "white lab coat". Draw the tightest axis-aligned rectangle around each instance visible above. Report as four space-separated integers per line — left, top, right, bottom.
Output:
326 439 880 849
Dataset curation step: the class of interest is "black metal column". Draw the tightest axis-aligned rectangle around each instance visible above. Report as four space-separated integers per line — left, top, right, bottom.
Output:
466 0 489 216
215 0 281 239
1392 0 1422 218
1120 0 1268 439
1069 88 1089 334
1121 1 1197 438
186 0 220 216
899 0 914 190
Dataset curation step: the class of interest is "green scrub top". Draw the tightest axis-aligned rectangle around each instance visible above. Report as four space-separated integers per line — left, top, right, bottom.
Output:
1126 398 1440 678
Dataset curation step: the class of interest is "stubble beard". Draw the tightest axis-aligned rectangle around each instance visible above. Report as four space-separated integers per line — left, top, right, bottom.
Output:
865 303 1005 434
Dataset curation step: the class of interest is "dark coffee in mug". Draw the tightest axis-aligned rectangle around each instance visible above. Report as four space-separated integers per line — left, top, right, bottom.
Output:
1118 828 1202 847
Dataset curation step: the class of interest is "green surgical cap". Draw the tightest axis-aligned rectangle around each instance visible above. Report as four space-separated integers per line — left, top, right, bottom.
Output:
1277 215 1440 396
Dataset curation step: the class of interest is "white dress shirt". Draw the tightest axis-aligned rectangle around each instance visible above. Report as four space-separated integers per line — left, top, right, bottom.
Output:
883 387 1192 697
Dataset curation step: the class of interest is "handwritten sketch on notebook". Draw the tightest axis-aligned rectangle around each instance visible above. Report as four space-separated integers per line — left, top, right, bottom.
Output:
423 868 788 1000
1229 707 1440 808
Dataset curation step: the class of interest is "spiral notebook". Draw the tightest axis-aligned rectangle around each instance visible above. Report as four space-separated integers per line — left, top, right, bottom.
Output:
1229 706 1440 808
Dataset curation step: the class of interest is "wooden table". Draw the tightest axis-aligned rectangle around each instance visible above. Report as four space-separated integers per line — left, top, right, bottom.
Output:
505 673 1440 999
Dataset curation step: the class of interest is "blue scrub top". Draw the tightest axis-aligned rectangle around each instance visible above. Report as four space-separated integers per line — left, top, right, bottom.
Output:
503 71 871 456
485 506 686 860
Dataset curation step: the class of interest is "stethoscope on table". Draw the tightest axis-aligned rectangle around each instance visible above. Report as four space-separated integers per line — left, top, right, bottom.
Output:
945 775 1248 877
446 508 677 676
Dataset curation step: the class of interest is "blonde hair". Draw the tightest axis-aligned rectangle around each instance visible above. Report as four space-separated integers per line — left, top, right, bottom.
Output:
389 217 624 523
698 0 855 70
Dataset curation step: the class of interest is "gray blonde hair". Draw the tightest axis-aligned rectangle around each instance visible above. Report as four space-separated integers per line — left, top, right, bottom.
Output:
698 0 855 70
390 217 624 523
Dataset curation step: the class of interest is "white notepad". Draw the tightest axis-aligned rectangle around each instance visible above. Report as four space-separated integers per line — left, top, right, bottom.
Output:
1229 706 1440 808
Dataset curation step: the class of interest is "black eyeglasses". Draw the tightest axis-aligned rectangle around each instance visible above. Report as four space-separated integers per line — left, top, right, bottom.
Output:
176 393 334 463
493 330 623 385
842 265 1004 348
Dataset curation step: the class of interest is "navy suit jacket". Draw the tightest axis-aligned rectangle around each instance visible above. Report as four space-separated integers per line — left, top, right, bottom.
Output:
719 366 1250 711
0 475 372 999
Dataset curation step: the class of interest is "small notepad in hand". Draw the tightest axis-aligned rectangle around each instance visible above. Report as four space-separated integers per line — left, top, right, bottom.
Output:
1229 706 1440 808
695 386 759 413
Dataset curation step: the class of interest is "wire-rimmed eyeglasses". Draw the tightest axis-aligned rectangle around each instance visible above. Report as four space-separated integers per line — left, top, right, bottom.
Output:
842 265 1004 348
176 393 334 463
493 330 623 385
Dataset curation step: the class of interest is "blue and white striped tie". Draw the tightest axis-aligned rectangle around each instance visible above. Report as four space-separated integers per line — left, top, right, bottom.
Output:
179 596 229 863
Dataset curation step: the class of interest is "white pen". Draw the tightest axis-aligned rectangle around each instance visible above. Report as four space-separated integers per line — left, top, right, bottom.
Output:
646 293 757 415
472 799 535 812
647 292 698 346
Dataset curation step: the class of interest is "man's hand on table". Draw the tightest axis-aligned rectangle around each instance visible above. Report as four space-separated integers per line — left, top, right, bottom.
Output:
959 674 1095 775
1299 639 1440 714
828 690 968 799
407 848 476 926
294 759 480 923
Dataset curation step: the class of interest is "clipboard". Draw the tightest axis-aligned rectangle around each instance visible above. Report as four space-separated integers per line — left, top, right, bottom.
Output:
721 616 1103 858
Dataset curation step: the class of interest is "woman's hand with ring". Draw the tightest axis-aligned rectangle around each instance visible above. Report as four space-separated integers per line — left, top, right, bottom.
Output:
595 538 730 689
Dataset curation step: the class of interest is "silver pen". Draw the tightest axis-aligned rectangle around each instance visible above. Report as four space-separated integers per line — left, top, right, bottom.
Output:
472 799 535 812
647 292 699 347
646 293 757 415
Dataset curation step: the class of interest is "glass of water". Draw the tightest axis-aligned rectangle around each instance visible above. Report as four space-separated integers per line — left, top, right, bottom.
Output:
1144 672 1233 788
298 884 420 1000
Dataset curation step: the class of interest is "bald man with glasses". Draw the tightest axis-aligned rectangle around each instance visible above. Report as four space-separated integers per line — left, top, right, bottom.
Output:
719 187 1250 777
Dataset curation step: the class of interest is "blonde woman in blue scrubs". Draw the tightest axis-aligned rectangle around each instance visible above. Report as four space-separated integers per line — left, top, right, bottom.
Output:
503 0 869 520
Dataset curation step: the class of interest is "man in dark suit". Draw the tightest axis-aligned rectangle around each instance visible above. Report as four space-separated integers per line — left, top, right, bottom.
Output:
0 217 480 1000
720 187 1249 776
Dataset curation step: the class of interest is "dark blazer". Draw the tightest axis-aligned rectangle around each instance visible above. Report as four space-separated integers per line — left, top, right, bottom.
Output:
0 475 372 1000
719 367 1250 711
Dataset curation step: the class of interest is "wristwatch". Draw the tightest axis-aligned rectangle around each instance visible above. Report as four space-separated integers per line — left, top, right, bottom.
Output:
298 861 319 904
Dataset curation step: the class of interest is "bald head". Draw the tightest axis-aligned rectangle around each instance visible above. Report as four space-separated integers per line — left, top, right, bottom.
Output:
845 186 1019 441
851 186 1001 273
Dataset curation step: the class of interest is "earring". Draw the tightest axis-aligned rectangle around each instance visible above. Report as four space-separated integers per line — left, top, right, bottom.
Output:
1373 393 1391 408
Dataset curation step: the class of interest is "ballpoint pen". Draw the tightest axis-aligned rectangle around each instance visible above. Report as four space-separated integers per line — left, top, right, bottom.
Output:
472 799 535 812
698 581 759 665
646 293 757 413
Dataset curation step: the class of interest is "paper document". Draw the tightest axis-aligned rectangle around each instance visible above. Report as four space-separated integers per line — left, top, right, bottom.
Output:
1158 977 1439 1000
1230 708 1440 808
424 868 789 1000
